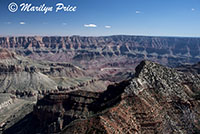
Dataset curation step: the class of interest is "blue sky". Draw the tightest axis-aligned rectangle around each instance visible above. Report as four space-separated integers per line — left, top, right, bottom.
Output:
0 0 200 37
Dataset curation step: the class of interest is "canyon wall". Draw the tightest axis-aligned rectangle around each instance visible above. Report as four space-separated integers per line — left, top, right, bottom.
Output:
0 36 199 66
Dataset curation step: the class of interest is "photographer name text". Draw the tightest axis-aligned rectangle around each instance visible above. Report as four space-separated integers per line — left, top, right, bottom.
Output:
8 2 77 14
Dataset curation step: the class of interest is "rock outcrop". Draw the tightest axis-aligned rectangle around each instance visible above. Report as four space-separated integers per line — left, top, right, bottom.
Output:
31 61 200 134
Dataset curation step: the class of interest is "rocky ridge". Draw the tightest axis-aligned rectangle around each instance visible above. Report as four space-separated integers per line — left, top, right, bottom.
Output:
26 60 200 134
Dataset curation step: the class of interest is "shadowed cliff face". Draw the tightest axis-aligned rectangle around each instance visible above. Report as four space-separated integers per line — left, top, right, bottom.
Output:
33 81 129 133
31 60 200 134
0 36 200 66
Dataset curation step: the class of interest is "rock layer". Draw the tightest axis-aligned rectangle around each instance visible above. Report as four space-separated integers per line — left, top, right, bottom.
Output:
0 36 200 66
0 49 108 97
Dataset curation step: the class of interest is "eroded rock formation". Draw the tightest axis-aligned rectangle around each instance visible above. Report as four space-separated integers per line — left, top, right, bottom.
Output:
0 36 200 66
32 61 200 134
0 49 108 98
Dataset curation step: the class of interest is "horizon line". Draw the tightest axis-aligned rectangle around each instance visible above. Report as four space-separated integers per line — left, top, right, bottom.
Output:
1 34 200 38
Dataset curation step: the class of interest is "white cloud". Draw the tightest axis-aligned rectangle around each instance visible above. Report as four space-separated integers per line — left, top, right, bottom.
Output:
192 8 195 11
105 25 111 29
84 24 97 28
136 10 141 14
20 22 26 25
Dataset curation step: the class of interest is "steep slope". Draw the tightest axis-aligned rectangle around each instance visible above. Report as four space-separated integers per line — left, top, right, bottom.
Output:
27 60 200 134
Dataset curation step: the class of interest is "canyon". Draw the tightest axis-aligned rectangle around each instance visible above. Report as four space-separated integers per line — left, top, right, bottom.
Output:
0 35 199 81
3 60 200 134
0 35 199 66
0 35 199 134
